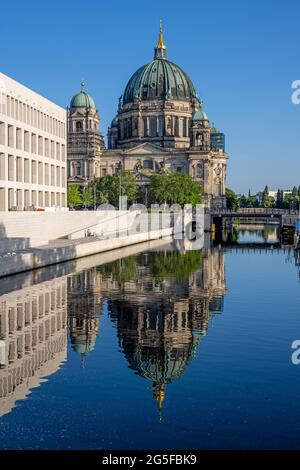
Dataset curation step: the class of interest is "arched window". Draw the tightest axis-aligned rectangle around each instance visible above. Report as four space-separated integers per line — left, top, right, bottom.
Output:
76 121 82 131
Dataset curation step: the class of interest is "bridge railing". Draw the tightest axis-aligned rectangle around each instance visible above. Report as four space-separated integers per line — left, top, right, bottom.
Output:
211 208 300 216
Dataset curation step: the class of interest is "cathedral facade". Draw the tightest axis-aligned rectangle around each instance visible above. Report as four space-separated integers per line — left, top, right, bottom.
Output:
67 24 228 209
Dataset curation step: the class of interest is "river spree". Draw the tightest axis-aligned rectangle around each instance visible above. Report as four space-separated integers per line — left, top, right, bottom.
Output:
0 228 300 450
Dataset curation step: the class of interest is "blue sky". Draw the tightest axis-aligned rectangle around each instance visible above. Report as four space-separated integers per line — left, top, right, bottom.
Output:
0 0 299 193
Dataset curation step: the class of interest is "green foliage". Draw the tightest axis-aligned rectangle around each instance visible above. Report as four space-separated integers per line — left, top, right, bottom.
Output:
97 250 202 285
97 257 138 285
92 171 138 207
81 188 94 208
67 185 82 208
238 193 259 208
148 173 202 207
147 250 202 281
261 185 274 208
226 188 240 210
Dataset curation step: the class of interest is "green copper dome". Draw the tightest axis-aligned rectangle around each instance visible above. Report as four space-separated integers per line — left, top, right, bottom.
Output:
70 82 96 109
192 109 208 121
123 59 199 105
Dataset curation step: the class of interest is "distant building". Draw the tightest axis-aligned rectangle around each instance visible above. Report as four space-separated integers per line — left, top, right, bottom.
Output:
67 24 228 209
0 72 67 211
256 189 292 204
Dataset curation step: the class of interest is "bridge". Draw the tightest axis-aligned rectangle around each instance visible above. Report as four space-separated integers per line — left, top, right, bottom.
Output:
210 208 300 228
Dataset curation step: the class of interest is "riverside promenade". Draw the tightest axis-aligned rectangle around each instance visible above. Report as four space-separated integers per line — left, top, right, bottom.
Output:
0 226 174 278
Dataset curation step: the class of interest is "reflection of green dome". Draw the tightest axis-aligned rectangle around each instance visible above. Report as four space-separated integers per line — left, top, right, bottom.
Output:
71 338 96 355
192 109 208 121
70 82 96 109
123 59 198 105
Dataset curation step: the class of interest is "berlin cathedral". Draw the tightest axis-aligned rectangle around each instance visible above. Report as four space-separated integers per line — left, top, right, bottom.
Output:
67 23 228 209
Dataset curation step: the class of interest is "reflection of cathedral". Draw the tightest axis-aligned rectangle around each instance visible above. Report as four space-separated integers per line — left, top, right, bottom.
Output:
104 246 226 414
0 243 226 418
67 23 228 209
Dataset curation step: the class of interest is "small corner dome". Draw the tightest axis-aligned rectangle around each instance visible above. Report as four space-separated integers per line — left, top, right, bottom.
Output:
210 123 220 133
192 109 209 122
70 82 96 109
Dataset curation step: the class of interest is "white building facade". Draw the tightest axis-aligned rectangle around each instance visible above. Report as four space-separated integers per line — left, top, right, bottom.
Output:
0 72 67 211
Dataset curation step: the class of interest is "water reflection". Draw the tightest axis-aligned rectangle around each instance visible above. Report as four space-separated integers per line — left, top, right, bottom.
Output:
0 228 298 421
0 279 67 417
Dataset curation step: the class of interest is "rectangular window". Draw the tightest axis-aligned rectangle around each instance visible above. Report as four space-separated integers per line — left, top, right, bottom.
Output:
178 118 184 138
61 167 65 185
56 142 60 160
45 164 49 185
38 162 43 185
38 136 43 155
150 117 157 137
24 159 30 183
56 166 60 187
16 128 22 149
51 140 55 158
8 125 14 147
8 155 14 181
45 192 50 207
51 165 55 186
45 139 49 157
31 160 37 184
16 157 22 182
31 134 37 154
0 153 5 180
24 131 29 152
0 122 5 145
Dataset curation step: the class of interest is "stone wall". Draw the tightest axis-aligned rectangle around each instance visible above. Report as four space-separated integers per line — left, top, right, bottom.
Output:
0 210 139 252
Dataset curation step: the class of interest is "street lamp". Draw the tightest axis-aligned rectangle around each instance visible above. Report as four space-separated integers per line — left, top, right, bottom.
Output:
118 161 123 210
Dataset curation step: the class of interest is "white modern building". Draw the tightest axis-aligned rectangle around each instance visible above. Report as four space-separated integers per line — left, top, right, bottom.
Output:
0 72 67 211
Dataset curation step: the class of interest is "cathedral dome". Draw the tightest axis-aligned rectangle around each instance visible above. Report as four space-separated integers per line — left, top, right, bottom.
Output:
70 82 96 109
122 24 198 106
123 59 198 105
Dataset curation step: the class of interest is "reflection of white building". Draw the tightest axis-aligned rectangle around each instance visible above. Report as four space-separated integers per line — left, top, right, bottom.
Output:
0 72 67 211
0 278 67 417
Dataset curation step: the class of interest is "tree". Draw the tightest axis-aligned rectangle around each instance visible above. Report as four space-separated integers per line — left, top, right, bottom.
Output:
226 189 240 210
67 185 82 209
276 189 284 208
148 173 202 207
261 185 274 208
92 171 138 207
81 188 93 209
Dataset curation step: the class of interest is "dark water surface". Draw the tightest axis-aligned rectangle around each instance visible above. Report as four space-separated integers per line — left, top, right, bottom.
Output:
0 228 300 450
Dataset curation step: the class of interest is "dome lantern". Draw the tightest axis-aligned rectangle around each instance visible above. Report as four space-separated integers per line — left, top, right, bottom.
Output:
154 19 167 60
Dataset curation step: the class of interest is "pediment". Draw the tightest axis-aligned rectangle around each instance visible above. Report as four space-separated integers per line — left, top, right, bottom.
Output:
69 175 87 182
124 143 167 155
